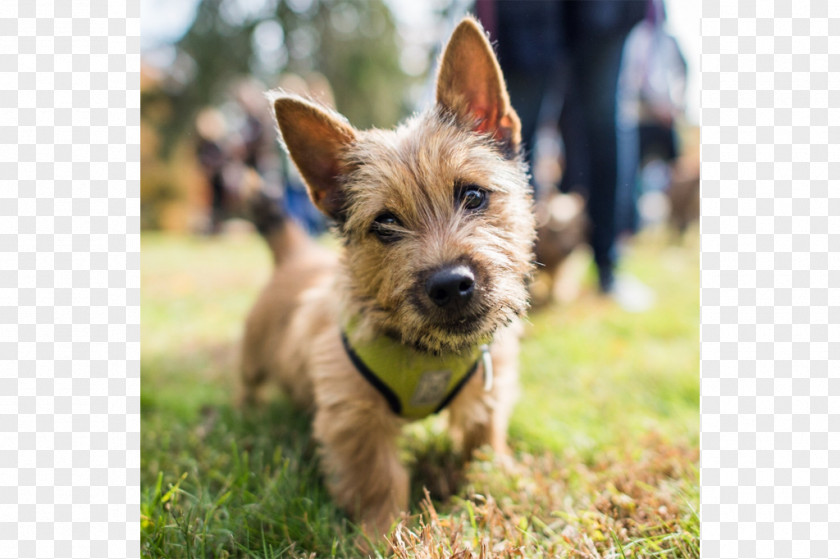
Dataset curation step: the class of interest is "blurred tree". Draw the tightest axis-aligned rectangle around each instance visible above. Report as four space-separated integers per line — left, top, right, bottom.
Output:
145 0 412 159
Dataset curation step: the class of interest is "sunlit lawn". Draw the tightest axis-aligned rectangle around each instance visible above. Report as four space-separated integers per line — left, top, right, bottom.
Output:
141 225 699 558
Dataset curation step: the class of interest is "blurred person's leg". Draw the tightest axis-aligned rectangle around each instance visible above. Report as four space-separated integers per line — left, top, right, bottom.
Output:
577 37 626 293
505 72 551 168
615 119 640 236
585 45 653 313
210 172 226 234
478 0 562 176
595 43 657 311
558 78 590 196
555 0 644 293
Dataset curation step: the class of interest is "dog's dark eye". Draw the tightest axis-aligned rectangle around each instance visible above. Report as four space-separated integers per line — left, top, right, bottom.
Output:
457 185 488 211
371 212 401 242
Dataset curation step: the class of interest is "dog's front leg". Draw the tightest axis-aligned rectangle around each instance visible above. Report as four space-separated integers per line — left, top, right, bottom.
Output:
449 328 520 459
313 401 408 538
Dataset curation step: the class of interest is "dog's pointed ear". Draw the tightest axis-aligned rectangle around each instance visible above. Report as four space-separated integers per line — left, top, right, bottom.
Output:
435 16 521 151
272 94 356 219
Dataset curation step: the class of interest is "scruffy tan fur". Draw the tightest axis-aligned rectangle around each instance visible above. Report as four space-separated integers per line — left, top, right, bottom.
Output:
241 17 536 538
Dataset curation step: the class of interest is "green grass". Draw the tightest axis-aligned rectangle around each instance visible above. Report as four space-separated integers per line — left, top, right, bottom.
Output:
141 228 699 558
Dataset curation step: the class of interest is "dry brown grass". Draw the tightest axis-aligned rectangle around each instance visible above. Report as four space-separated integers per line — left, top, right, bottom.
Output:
389 434 698 559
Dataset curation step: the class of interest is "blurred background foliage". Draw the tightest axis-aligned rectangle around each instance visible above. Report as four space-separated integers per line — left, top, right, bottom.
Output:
141 0 463 230
141 0 699 236
150 0 410 157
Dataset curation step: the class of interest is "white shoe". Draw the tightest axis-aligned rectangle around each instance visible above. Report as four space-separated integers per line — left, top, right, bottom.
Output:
609 274 656 313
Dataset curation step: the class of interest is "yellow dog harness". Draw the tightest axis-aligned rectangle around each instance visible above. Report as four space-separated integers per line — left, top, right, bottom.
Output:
341 326 492 420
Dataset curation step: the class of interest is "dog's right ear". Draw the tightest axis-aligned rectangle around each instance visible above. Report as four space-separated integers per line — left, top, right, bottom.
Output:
272 94 356 219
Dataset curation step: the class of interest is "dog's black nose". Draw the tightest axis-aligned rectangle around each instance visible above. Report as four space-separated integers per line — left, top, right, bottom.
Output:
425 265 475 308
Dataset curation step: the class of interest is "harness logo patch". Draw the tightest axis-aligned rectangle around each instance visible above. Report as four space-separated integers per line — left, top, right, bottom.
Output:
410 370 452 407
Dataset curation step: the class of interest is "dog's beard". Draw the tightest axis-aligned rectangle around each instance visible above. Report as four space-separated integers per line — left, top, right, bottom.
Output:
370 280 528 354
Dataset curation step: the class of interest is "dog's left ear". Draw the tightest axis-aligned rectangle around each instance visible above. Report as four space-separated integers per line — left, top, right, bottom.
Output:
436 16 521 151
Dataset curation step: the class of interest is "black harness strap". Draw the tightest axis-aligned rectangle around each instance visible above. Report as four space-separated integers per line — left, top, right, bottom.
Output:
434 359 480 414
341 331 402 415
340 331 481 418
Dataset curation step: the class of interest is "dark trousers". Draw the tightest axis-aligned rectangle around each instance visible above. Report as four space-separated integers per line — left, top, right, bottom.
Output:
559 35 629 289
480 0 645 291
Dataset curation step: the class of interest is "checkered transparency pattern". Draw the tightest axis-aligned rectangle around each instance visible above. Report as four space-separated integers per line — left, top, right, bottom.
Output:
701 0 838 557
0 1 140 558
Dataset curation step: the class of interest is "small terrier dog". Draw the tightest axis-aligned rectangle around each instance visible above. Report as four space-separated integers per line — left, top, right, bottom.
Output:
241 17 535 536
